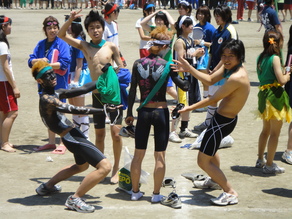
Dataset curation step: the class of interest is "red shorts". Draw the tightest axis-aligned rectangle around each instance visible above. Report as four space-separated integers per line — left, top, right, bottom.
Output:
246 1 255 9
0 81 18 113
284 4 292 10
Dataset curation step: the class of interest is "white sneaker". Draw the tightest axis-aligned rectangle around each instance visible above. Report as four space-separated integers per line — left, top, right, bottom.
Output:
263 163 285 174
282 150 292 164
179 128 198 138
169 132 182 143
255 157 266 168
210 192 238 206
193 177 221 190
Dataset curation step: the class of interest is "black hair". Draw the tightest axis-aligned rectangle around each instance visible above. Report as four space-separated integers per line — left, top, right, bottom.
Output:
143 3 155 17
0 15 11 48
101 3 120 17
257 30 283 71
214 5 232 24
287 25 292 51
196 5 211 23
84 10 105 32
155 11 169 28
42 16 59 37
65 15 86 40
177 1 192 15
175 15 193 36
219 39 245 63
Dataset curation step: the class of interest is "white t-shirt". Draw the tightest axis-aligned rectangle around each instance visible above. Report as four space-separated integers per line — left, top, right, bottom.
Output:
0 42 13 81
135 17 154 49
103 21 119 47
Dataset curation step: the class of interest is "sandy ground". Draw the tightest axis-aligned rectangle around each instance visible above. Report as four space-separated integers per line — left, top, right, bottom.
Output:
0 7 292 219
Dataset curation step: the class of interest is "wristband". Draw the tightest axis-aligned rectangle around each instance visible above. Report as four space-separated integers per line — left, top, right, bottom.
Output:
200 40 205 47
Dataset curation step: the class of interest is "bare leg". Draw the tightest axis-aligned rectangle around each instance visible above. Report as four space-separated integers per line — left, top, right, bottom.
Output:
130 149 146 192
153 151 166 194
95 128 105 153
48 129 56 144
46 163 89 189
257 120 270 160
74 159 111 197
266 119 282 166
197 151 237 196
0 111 18 152
110 124 122 184
287 123 292 151
166 86 177 100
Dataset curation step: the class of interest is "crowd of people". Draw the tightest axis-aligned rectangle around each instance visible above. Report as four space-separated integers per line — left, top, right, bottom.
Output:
1 0 292 213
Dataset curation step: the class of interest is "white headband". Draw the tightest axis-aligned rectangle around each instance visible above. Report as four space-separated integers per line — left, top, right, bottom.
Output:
143 39 171 50
179 15 189 29
179 0 190 6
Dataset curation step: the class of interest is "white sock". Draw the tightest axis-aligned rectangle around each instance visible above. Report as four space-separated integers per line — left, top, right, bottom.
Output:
72 115 81 129
131 191 143 201
72 115 90 140
79 116 90 140
151 194 164 203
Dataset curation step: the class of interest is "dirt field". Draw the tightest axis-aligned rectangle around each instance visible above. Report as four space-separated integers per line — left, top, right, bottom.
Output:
0 7 291 219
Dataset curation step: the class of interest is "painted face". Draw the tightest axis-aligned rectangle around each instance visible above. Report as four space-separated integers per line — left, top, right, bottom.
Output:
40 70 57 87
87 21 104 43
45 25 59 42
221 48 240 70
2 23 11 35
155 17 165 27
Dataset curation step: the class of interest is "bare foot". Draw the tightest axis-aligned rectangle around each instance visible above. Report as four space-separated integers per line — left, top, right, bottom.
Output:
110 168 119 184
1 142 16 152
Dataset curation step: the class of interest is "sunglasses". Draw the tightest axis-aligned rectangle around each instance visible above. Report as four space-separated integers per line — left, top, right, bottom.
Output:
46 21 58 26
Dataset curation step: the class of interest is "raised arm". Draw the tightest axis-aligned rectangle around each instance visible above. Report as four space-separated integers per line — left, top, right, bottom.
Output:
172 57 225 85
58 10 84 51
140 10 158 33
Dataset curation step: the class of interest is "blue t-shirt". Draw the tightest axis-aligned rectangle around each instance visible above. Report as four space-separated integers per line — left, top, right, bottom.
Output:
210 23 238 70
261 6 280 31
210 23 237 86
195 22 216 43
195 22 216 70
69 36 88 72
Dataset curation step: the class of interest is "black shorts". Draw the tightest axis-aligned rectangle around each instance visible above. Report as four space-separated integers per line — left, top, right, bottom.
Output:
135 107 169 151
92 93 123 129
200 112 237 156
62 128 106 167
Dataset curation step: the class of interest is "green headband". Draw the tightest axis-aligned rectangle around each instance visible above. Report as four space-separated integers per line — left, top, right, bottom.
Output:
36 66 53 79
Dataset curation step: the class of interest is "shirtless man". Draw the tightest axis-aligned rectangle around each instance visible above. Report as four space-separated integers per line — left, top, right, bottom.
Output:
58 9 124 184
173 39 250 206
32 60 117 213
